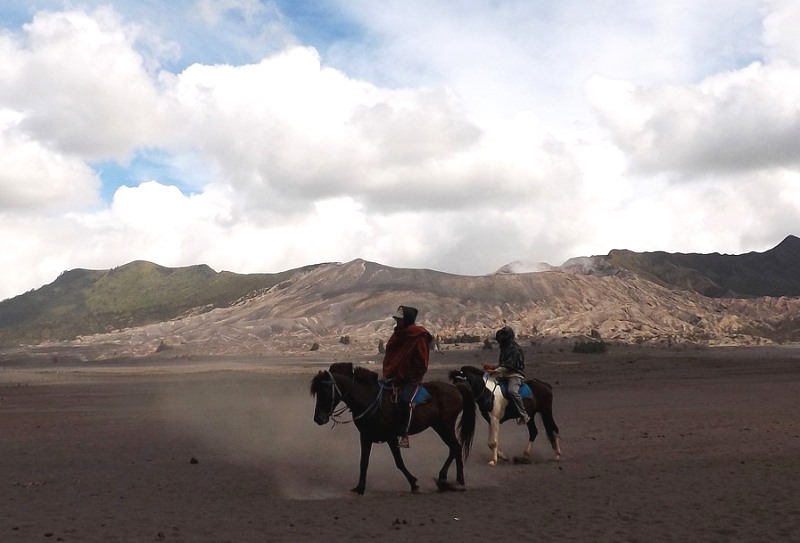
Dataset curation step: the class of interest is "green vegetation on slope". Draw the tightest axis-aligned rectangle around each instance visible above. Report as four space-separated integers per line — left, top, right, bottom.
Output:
0 261 316 345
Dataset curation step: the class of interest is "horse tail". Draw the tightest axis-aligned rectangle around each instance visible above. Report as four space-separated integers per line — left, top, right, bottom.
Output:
455 382 476 461
533 380 560 445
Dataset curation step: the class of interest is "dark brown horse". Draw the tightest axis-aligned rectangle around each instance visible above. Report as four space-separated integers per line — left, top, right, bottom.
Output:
311 362 476 494
449 365 561 465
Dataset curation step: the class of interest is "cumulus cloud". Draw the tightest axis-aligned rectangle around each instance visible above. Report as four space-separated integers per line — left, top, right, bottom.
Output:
586 62 800 175
0 110 100 211
763 0 800 64
161 44 573 216
0 7 169 162
0 1 798 301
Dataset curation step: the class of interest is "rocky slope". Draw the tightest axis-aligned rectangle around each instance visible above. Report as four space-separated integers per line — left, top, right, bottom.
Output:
3 236 800 360
13 258 799 360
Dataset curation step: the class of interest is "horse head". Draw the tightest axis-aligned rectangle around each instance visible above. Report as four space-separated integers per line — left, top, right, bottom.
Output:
448 367 466 382
310 363 380 425
310 369 343 425
449 365 487 394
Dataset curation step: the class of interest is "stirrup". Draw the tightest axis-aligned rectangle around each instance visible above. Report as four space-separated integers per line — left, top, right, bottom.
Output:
399 435 410 448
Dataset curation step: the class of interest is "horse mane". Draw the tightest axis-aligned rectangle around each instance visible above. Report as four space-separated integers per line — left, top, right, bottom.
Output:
353 365 379 384
459 365 485 379
328 362 354 376
309 370 326 396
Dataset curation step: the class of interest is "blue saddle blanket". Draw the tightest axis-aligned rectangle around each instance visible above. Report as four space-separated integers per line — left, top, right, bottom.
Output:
498 381 533 400
394 383 431 406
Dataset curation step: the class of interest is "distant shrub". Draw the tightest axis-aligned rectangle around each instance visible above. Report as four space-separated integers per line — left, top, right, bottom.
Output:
482 338 493 350
573 340 607 354
377 339 385 354
309 342 320 351
339 335 351 345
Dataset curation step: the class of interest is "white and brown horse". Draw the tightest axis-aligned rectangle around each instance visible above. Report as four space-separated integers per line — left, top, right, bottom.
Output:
450 365 561 465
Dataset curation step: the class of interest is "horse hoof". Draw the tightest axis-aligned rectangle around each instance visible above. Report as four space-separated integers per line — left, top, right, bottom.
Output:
488 460 496 466
435 479 465 492
350 486 365 495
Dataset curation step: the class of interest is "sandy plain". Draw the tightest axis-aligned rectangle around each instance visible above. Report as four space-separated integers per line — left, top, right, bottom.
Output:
1 344 798 542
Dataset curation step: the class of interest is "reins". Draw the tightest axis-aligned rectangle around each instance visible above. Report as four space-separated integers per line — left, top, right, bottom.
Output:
454 371 494 406
322 369 385 426
323 370 350 425
352 382 385 422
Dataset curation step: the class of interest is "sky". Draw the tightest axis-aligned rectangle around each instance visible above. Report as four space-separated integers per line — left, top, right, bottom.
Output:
1 0 799 301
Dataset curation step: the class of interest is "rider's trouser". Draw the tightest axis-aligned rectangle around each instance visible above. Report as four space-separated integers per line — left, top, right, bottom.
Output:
404 386 418 434
506 375 528 419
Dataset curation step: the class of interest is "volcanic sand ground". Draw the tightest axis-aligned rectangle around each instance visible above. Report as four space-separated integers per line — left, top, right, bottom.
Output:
1 345 798 542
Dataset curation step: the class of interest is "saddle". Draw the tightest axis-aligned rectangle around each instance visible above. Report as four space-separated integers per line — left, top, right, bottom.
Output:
498 380 533 400
484 372 533 399
382 381 431 406
481 373 532 414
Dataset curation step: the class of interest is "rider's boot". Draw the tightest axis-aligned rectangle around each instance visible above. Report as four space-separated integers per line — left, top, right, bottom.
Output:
399 434 410 448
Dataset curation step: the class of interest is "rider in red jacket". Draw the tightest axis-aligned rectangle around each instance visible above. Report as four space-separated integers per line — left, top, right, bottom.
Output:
382 305 433 448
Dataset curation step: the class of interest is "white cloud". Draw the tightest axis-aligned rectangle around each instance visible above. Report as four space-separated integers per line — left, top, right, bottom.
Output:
763 0 800 64
0 109 100 211
0 7 169 162
163 45 573 216
0 1 799 302
586 61 800 175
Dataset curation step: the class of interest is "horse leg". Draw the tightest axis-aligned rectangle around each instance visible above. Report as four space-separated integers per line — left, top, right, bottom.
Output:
515 416 538 464
540 401 562 460
431 423 465 490
522 400 539 461
351 433 373 495
386 439 419 492
490 394 511 463
531 383 562 460
487 415 503 466
552 432 562 460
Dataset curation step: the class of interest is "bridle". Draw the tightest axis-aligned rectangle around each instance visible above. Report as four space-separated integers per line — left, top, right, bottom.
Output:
319 370 351 425
454 370 494 406
318 369 384 426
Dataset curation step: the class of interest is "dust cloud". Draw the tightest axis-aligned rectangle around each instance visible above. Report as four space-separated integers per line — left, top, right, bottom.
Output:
153 371 545 498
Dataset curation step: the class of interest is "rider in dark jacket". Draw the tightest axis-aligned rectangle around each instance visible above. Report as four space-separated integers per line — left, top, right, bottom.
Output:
494 326 530 425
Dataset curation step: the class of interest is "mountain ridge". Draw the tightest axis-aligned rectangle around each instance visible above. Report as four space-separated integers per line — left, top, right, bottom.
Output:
0 260 323 345
1 236 799 355
603 235 800 297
